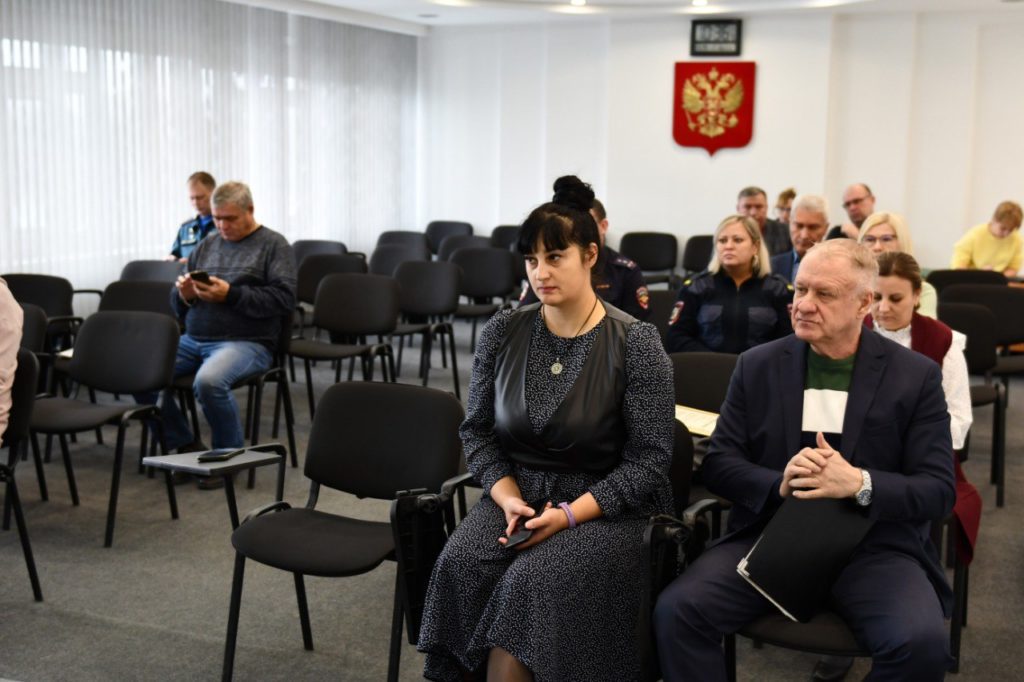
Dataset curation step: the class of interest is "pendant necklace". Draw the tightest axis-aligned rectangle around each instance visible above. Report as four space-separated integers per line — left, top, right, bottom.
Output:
542 296 600 376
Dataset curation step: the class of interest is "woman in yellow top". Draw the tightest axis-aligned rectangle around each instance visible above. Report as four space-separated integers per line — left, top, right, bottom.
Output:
950 201 1023 277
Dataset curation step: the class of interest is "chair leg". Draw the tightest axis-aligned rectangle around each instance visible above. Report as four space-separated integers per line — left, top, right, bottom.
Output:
294 572 314 650
995 390 1006 507
396 335 405 378
6 474 43 601
272 380 283 438
421 331 433 387
152 418 177 520
222 553 246 682
387 569 404 682
58 434 79 506
446 325 460 400
304 358 316 419
724 633 737 682
103 423 129 547
280 376 299 468
29 435 47 501
386 347 397 384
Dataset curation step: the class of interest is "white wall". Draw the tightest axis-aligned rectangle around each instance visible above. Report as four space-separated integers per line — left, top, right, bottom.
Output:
418 10 1024 270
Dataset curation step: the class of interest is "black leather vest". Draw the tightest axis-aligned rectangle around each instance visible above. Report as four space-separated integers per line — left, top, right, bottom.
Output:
493 301 634 474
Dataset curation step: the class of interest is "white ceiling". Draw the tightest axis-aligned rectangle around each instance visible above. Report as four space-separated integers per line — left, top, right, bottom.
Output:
227 0 1024 34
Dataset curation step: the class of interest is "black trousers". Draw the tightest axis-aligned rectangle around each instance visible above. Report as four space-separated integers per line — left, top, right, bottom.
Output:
653 534 951 681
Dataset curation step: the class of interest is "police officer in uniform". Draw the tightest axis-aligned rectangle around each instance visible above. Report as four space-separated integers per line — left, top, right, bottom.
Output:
667 214 793 354
168 171 217 262
520 198 651 321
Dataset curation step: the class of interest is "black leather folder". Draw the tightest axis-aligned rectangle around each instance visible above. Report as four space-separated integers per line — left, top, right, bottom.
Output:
736 497 873 622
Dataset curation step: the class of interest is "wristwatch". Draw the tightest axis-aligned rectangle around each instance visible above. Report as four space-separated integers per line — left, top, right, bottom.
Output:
855 468 873 507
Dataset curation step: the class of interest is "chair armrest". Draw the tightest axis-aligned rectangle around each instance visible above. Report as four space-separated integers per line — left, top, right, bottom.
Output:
439 472 475 503
248 442 287 459
46 315 84 327
73 288 104 299
682 497 724 527
241 501 292 525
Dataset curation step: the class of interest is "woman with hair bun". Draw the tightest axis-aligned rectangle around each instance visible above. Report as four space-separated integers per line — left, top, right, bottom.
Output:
418 176 675 681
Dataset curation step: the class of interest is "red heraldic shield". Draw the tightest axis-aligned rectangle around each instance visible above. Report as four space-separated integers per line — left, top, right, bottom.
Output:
673 61 756 155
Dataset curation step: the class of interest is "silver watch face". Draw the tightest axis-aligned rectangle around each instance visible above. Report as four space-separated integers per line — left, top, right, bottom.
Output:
856 488 872 506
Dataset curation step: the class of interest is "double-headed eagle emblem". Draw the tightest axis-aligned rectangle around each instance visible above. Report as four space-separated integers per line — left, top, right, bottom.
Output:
681 67 744 139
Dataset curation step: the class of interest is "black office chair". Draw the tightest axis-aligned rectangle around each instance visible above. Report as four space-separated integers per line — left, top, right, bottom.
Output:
294 253 368 333
99 280 175 316
926 269 1007 295
391 261 462 398
425 221 473 255
451 247 518 352
3 273 91 352
288 273 399 417
619 232 679 287
221 381 466 682
939 301 1007 506
291 239 347 268
680 235 714 276
647 290 678 348
18 304 46 354
437 234 491 262
670 351 738 413
491 224 520 250
377 230 430 251
369 243 430 276
119 260 184 283
1 348 43 601
28 311 180 547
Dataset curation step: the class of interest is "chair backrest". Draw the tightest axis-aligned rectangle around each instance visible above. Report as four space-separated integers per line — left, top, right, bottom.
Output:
438 235 491 262
450 247 518 299
647 290 678 347
18 304 47 352
425 221 473 254
681 235 714 274
3 273 74 318
491 225 520 250
99 280 174 316
926 268 1007 295
394 261 461 317
368 243 430 276
937 301 998 375
1 348 39 449
292 239 347 267
296 253 368 304
376 230 430 251
670 351 739 413
312 273 400 336
69 311 180 394
669 419 695 515
940 283 1024 346
119 260 184 283
619 232 679 273
305 382 464 500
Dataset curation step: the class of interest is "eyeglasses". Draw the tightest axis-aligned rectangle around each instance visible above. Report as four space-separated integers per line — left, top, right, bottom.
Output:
842 196 870 209
862 235 898 245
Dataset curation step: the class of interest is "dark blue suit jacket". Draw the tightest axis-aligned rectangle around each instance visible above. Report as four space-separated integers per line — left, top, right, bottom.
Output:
703 329 956 610
769 250 796 283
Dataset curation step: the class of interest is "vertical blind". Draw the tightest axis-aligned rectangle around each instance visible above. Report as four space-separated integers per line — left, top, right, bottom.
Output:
0 0 417 292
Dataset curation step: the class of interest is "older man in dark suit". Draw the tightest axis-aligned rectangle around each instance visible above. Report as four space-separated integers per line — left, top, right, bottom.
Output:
654 239 955 681
769 194 830 283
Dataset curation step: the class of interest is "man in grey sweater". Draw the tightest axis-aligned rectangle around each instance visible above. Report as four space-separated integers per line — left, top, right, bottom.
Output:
143 181 296 460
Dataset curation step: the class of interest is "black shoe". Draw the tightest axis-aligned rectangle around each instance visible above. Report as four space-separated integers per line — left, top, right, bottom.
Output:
176 440 209 454
197 476 225 490
811 656 854 682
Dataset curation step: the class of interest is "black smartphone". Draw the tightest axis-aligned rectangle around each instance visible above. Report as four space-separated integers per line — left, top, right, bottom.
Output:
503 499 549 550
197 447 246 462
188 269 212 284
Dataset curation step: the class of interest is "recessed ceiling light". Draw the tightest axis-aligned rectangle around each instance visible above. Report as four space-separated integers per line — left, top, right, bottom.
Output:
693 0 709 6
570 0 586 6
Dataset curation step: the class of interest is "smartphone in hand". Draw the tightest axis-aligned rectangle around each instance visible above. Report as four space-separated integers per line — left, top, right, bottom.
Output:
503 499 549 550
188 269 212 284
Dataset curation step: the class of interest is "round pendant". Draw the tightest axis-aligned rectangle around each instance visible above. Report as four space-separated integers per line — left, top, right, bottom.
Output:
550 361 564 375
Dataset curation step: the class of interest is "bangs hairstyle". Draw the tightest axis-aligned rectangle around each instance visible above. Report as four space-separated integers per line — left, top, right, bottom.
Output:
708 214 772 277
517 176 600 256
859 211 913 255
876 251 923 292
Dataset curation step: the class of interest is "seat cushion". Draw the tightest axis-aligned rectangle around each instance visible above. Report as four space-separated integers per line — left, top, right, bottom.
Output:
993 354 1024 376
970 383 999 407
392 322 431 337
231 508 394 577
455 303 500 318
29 397 135 433
288 338 373 361
738 611 867 656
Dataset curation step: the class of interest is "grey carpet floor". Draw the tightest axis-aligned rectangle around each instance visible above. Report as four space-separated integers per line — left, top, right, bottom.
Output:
0 323 1021 681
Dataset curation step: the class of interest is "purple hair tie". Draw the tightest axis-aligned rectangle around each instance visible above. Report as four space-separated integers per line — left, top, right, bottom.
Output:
558 502 577 529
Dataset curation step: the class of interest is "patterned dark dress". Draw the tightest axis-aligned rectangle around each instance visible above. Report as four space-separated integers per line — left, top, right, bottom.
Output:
418 303 675 682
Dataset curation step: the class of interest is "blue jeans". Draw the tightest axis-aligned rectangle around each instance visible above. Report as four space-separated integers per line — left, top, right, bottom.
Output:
138 334 273 450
